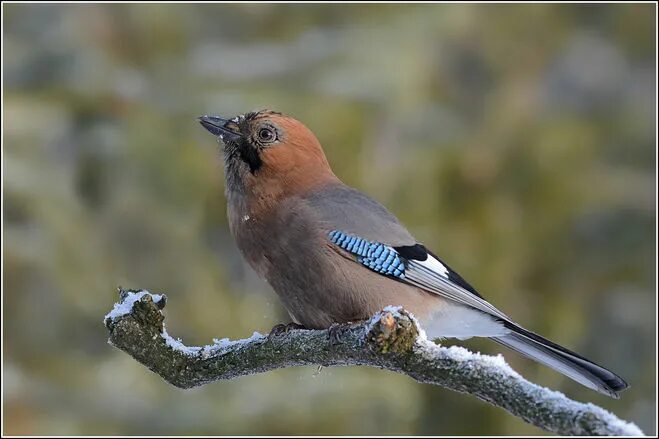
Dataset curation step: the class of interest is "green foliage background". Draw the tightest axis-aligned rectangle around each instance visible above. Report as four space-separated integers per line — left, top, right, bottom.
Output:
3 3 656 435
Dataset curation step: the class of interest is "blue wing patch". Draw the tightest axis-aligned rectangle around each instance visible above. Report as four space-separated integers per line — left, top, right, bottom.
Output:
328 230 406 279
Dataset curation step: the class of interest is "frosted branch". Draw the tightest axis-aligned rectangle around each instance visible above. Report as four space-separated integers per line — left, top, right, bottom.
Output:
104 289 642 436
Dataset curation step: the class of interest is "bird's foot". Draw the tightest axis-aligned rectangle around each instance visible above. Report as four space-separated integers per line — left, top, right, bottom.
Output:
327 323 344 345
327 319 366 345
268 322 307 339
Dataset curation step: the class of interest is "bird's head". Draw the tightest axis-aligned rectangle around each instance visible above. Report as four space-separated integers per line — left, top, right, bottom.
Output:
199 110 338 202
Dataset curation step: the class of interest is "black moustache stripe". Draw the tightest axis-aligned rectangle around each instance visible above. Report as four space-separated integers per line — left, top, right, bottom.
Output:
237 140 263 173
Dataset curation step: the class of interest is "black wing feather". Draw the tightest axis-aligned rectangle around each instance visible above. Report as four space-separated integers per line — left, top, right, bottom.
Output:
394 244 484 299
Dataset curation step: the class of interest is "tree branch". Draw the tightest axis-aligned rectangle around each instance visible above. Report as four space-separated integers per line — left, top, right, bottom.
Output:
104 289 642 436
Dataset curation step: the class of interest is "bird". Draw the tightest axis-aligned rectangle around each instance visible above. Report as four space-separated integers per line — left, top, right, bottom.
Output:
198 109 629 398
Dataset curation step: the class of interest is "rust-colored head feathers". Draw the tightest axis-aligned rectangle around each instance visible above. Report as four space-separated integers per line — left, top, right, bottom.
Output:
199 110 339 205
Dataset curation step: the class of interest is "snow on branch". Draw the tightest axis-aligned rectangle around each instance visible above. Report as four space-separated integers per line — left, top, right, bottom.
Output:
104 289 642 436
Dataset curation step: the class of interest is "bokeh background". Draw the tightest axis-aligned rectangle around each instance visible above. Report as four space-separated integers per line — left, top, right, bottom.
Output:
3 3 656 435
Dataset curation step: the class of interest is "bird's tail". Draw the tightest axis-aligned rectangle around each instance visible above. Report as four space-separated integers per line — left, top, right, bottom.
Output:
493 322 629 398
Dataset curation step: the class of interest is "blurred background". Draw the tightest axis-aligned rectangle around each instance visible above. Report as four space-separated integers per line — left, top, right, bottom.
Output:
2 3 656 435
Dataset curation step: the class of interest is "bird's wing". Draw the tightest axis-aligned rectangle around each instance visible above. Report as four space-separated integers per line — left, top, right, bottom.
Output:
327 230 510 321
303 184 510 321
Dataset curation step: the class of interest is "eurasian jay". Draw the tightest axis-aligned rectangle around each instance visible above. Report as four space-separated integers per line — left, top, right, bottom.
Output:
199 110 628 398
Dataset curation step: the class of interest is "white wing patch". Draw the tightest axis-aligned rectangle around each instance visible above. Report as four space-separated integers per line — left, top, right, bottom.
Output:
414 254 449 278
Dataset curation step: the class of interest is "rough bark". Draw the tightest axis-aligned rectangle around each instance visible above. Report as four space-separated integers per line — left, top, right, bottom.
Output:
104 289 643 436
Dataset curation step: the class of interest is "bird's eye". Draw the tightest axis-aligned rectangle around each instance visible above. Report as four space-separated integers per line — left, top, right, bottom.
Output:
258 127 275 142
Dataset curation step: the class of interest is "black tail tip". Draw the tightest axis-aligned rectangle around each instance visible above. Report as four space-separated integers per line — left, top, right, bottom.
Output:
605 377 630 399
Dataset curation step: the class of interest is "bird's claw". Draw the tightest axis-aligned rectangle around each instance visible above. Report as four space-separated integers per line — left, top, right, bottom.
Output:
328 323 344 345
328 319 370 346
268 322 307 339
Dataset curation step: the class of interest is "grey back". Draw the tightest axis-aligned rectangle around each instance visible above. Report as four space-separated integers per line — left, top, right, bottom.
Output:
302 183 416 247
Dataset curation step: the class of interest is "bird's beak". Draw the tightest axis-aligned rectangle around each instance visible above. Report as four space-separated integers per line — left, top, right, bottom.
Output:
198 115 242 142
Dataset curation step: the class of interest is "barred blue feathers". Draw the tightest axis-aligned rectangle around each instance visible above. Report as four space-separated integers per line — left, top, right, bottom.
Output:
328 230 406 279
